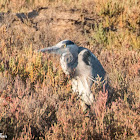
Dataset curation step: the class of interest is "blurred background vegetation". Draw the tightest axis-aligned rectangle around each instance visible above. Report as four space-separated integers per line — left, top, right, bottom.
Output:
0 0 140 139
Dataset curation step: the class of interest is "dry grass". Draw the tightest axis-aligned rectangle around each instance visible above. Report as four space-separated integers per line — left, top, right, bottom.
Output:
0 0 140 139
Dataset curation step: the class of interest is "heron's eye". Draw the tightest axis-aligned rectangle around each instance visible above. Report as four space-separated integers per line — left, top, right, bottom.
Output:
62 44 67 48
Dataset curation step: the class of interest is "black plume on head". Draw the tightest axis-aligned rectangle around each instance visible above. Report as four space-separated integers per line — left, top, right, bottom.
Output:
63 40 75 46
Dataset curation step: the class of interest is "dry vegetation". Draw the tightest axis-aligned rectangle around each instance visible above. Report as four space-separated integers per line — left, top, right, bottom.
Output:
0 0 140 139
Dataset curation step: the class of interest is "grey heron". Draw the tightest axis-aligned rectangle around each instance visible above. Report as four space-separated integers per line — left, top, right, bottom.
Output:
39 40 107 110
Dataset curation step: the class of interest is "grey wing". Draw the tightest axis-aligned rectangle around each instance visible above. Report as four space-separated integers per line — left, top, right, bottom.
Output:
90 53 106 81
82 49 106 81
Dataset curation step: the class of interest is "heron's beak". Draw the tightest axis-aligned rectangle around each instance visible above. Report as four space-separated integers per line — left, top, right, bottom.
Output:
39 45 62 54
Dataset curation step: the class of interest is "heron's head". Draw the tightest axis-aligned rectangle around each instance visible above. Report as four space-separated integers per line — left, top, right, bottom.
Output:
39 40 78 55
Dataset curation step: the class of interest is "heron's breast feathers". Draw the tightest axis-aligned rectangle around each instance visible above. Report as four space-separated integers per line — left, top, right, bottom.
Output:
60 52 78 75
